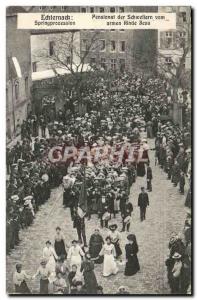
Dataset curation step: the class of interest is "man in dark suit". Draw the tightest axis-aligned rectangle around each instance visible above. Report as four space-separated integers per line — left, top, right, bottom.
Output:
73 208 87 247
138 187 149 221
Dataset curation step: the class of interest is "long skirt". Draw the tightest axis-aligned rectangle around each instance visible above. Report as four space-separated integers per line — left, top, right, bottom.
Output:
112 241 122 258
137 162 145 177
15 281 30 294
84 270 98 294
40 279 49 294
124 254 140 276
70 255 82 272
103 254 118 277
54 240 67 259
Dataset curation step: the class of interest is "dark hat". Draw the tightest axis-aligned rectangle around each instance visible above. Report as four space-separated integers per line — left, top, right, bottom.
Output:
71 239 78 244
40 258 48 265
75 281 83 286
127 234 136 241
16 263 22 270
109 224 118 230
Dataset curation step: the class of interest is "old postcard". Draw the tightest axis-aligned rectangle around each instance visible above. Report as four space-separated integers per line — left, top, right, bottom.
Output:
6 6 192 295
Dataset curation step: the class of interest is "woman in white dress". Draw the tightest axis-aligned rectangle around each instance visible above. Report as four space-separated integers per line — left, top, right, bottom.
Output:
43 240 58 283
67 240 85 272
99 236 118 277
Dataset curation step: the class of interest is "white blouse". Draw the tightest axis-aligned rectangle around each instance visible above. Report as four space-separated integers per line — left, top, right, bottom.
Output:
13 270 29 285
67 245 84 259
108 230 121 243
99 243 116 256
43 246 58 260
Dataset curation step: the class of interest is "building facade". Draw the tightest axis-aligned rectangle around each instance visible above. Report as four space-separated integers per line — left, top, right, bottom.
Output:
6 7 32 141
29 6 81 74
158 6 191 72
79 6 158 73
31 31 81 73
30 6 158 74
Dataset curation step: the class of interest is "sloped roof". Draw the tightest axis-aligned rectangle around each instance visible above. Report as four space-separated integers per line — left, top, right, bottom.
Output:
32 64 91 81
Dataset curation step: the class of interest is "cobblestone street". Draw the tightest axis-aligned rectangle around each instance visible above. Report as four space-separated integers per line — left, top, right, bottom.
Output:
6 139 188 295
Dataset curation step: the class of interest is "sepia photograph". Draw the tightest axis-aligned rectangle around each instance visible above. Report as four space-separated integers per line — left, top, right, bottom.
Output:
6 5 192 295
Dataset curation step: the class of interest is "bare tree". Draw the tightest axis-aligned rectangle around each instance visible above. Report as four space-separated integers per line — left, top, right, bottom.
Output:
33 30 103 102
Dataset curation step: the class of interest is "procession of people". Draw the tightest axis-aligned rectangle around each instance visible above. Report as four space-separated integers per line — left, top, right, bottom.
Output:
6 72 191 294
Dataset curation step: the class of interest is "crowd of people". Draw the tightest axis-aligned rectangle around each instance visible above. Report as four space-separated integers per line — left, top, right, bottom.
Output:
165 209 191 294
13 230 140 294
6 72 191 294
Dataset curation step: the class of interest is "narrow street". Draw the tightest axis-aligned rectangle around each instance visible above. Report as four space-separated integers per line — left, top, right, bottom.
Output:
6 138 187 294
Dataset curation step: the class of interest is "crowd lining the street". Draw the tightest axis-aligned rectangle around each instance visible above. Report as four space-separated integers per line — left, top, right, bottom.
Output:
6 73 191 294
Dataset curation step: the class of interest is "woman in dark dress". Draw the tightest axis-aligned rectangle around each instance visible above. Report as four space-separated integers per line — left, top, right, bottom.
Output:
124 234 140 276
81 253 98 294
137 162 146 177
54 227 67 259
89 229 104 264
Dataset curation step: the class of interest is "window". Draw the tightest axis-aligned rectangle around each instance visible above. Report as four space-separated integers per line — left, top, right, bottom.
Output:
165 57 172 66
165 32 172 37
111 59 116 70
120 29 125 32
25 77 28 96
179 31 186 38
14 81 19 100
110 29 115 32
49 6 54 11
90 7 94 13
61 6 66 11
110 7 115 13
180 11 187 22
67 56 71 64
32 62 37 72
110 40 116 52
49 41 55 56
120 59 125 72
119 7 124 13
81 7 87 13
101 58 107 70
179 31 186 47
165 32 173 48
120 41 126 52
100 40 106 51
39 6 43 11
90 57 96 65
100 7 105 13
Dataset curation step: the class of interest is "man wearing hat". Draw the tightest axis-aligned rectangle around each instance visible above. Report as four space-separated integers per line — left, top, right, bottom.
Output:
138 187 149 221
73 207 87 247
